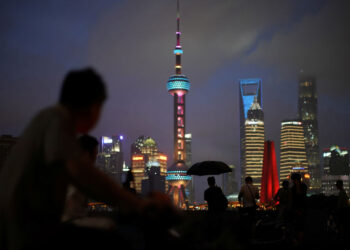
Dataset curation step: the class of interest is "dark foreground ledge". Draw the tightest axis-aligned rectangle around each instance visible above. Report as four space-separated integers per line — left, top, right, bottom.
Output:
88 207 349 250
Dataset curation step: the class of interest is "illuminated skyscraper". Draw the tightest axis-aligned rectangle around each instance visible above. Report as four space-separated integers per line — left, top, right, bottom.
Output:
242 97 265 190
185 133 195 203
185 133 192 168
239 79 262 185
130 136 168 194
97 135 124 183
166 0 192 208
322 146 349 195
298 75 321 192
280 120 309 183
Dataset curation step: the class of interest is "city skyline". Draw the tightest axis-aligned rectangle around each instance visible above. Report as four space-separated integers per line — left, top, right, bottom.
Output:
1 1 349 198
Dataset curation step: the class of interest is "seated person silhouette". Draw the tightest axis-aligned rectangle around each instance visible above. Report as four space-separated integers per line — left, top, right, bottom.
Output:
0 68 173 250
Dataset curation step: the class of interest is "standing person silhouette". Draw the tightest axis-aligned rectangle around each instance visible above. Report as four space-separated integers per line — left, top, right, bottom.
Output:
335 179 349 237
238 176 259 239
289 173 307 247
238 177 259 214
0 68 173 250
274 180 290 223
204 176 228 213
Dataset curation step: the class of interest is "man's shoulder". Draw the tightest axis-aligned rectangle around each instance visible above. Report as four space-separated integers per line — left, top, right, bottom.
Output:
35 105 68 122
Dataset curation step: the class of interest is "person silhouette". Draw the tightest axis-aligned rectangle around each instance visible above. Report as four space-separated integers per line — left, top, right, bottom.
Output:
274 180 290 223
204 176 228 213
289 172 307 246
335 179 349 237
238 176 259 239
0 68 173 250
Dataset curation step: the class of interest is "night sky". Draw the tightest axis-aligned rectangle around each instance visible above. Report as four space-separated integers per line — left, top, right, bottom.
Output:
1 0 349 202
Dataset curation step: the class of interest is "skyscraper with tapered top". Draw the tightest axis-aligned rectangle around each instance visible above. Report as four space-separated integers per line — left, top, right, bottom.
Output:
242 97 265 190
239 79 262 186
166 0 192 209
298 74 320 192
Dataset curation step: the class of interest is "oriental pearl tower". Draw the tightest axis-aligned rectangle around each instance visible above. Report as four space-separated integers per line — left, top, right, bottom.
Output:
166 0 192 209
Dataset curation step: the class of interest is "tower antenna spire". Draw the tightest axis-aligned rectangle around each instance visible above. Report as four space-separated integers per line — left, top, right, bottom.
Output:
174 0 182 74
177 0 180 33
176 0 181 53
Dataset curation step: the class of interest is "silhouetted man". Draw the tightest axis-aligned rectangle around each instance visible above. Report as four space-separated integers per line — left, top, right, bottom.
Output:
335 179 349 237
238 176 259 239
0 68 173 250
238 176 259 211
204 176 227 213
274 180 290 223
289 172 307 246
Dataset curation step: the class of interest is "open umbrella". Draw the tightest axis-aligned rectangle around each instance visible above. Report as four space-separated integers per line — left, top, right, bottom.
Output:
187 161 232 176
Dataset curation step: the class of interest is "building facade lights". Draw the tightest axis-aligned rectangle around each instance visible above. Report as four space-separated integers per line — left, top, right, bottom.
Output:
298 75 321 192
242 97 265 190
280 120 309 184
98 135 124 183
131 136 168 194
239 79 262 188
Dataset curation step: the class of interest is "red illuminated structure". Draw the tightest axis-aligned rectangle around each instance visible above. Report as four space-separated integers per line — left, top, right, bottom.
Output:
260 140 280 204
166 0 192 209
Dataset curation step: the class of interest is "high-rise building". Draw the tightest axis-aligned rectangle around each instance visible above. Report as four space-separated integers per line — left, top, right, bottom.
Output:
142 166 166 196
166 0 192 209
242 97 265 190
185 133 195 203
97 135 124 183
0 135 18 171
261 141 280 203
131 154 146 193
322 146 349 195
239 79 262 186
298 75 321 192
130 136 168 194
185 133 192 168
280 120 309 185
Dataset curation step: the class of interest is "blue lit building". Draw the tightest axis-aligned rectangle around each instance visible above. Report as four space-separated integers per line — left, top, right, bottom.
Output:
97 135 124 183
239 79 262 184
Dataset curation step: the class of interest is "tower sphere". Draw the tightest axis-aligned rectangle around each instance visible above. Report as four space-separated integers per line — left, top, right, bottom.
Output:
167 75 190 96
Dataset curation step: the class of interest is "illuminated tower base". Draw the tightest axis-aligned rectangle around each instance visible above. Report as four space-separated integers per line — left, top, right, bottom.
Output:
166 161 191 208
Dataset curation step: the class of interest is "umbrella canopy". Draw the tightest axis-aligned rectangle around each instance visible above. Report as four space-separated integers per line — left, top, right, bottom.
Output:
187 161 232 176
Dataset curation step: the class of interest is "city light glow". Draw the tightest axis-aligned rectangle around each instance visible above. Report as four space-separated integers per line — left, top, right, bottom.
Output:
159 155 167 161
102 136 113 144
132 156 144 161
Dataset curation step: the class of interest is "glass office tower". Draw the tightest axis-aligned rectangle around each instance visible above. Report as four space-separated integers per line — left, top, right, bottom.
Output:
239 79 262 185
